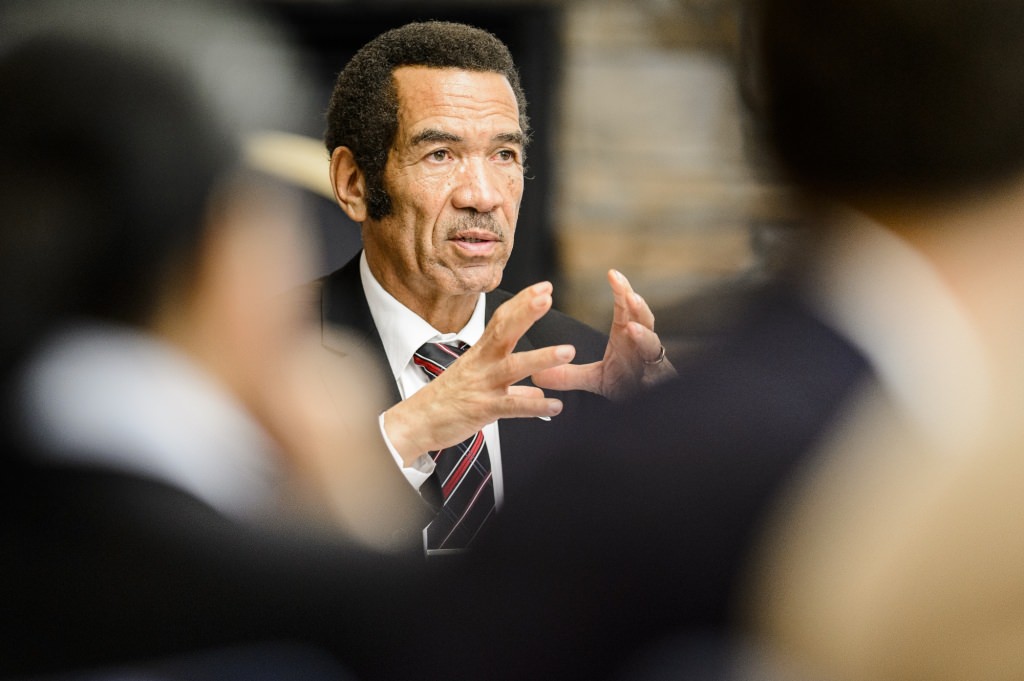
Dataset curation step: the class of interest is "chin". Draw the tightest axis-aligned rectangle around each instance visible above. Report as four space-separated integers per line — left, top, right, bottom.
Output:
448 266 503 295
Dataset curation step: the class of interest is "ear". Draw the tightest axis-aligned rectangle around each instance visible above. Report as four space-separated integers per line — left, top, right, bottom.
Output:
329 146 368 223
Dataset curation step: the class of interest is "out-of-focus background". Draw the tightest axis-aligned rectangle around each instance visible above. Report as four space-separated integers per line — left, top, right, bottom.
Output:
246 0 793 339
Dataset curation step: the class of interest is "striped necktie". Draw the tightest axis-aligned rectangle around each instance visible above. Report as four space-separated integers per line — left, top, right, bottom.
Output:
413 341 496 552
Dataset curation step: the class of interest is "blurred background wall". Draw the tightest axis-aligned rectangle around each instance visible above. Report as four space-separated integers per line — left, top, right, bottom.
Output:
250 0 792 337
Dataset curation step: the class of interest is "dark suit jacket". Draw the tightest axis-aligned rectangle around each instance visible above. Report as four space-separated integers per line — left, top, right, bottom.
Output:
406 280 874 681
307 253 608 517
0 447 435 681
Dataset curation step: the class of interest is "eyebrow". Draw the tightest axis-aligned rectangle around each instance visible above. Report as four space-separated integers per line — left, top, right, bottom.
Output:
493 131 526 147
408 128 525 148
409 129 461 147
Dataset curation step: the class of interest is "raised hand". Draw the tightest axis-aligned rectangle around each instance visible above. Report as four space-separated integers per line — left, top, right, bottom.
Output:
532 269 676 401
382 281 576 465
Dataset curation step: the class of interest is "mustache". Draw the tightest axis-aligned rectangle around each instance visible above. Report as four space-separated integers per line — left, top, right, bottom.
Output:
445 212 504 240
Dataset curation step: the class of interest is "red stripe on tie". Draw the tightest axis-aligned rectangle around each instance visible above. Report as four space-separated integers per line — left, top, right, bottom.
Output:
438 471 493 549
442 431 484 499
433 342 462 359
413 355 444 377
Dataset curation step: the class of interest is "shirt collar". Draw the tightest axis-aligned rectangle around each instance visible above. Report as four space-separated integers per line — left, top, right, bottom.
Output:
359 251 487 380
805 209 994 455
19 323 282 521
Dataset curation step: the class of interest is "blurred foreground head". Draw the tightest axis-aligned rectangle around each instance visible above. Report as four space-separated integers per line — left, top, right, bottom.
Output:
0 4 421 542
0 34 237 335
745 0 1024 205
741 3 1024 679
0 0 314 392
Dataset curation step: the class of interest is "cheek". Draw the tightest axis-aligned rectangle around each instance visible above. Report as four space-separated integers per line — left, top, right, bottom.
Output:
504 175 524 230
406 184 451 245
505 168 524 202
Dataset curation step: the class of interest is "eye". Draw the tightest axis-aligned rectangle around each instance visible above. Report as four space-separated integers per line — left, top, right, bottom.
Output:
495 149 518 163
427 149 451 162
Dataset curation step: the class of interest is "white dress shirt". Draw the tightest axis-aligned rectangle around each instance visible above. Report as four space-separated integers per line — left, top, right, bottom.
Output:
18 323 282 522
359 252 506 508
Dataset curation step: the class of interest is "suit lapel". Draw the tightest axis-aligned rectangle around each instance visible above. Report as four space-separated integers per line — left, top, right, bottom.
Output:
319 254 402 406
316 254 435 528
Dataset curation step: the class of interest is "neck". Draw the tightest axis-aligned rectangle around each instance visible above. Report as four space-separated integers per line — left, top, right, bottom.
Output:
364 261 478 334
403 292 478 334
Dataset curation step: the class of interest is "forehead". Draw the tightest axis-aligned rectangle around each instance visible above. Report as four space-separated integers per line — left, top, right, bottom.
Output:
391 66 521 141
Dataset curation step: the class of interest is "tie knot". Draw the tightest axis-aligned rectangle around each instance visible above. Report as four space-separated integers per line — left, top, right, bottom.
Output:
413 341 469 380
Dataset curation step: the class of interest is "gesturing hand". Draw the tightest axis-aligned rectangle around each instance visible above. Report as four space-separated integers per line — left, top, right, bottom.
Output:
383 281 576 465
532 269 676 401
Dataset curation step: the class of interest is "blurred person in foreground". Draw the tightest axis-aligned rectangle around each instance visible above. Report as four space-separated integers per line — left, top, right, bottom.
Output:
735 1 1024 679
307 20 675 555
0 6 435 678
409 0 1024 678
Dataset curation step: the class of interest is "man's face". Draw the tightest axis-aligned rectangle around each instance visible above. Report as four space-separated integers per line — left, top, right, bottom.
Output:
362 66 525 310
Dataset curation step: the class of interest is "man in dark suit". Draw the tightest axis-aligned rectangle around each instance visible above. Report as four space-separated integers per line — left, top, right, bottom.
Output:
311 21 675 554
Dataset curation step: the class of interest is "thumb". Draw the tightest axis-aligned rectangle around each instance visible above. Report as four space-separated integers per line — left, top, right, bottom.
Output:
532 361 602 394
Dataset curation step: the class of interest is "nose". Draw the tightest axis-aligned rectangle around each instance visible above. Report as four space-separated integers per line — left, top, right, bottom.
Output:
451 156 504 213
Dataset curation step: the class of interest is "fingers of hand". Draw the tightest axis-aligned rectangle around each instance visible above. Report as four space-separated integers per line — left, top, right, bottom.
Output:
497 387 563 419
607 269 634 328
608 268 632 295
609 269 656 331
532 360 601 394
505 344 576 386
627 290 655 330
507 384 546 400
627 321 664 363
627 322 677 383
480 281 553 358
428 343 572 427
